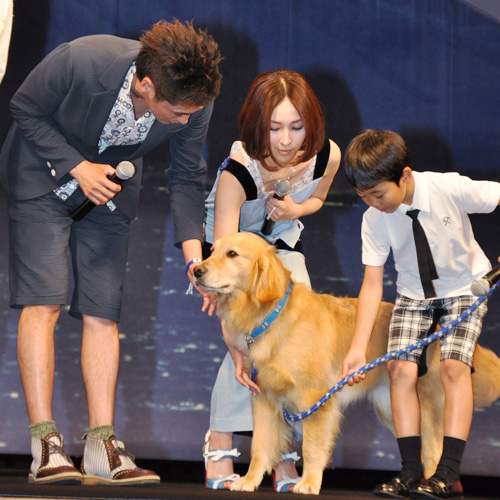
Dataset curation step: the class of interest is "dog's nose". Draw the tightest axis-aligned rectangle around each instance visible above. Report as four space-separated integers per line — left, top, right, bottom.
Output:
194 264 207 279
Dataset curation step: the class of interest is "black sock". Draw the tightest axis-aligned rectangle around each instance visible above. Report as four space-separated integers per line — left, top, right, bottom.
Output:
397 436 423 478
435 436 466 483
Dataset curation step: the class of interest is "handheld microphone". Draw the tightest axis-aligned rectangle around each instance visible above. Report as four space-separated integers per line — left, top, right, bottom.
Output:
470 264 500 296
261 178 291 236
70 161 135 221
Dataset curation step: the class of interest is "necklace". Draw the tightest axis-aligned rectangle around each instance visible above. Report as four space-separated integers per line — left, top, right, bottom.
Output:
265 165 296 182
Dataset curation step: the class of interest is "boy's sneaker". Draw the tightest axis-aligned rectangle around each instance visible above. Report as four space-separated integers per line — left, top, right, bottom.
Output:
80 434 160 486
29 432 82 484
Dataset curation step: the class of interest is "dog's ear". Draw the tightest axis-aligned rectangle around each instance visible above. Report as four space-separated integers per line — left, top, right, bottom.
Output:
254 247 289 303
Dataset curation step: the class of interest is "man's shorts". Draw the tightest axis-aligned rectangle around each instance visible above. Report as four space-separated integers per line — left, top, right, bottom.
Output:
388 293 488 370
8 191 131 322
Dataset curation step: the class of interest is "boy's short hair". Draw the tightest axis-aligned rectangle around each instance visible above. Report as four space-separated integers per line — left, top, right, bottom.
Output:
344 129 411 191
136 19 222 107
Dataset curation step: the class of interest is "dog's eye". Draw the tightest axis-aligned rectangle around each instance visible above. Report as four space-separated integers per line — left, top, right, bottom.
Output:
226 250 238 258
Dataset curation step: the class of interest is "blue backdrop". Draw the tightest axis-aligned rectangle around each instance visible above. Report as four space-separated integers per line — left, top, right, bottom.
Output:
0 0 499 477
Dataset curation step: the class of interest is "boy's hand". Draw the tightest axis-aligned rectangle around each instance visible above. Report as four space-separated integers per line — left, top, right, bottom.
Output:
340 350 367 386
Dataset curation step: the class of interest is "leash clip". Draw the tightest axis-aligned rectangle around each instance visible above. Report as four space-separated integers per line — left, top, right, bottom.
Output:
245 336 254 349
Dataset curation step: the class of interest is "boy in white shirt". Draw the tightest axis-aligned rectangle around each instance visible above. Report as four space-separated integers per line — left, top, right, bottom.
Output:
340 129 500 500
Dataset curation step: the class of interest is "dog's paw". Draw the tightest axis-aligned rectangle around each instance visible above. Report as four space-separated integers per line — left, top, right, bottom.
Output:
230 475 260 492
293 478 321 495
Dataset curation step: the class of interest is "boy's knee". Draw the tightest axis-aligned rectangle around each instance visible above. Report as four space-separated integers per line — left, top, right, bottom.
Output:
388 359 418 383
440 358 470 384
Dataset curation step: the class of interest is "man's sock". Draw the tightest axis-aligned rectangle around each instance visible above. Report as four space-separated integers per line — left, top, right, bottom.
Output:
29 420 58 439
435 436 466 483
397 435 423 478
87 425 115 440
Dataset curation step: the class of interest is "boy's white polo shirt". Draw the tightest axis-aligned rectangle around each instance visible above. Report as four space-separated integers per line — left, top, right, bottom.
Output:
361 171 500 300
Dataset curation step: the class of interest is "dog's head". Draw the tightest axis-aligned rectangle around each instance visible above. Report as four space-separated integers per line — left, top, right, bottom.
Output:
194 232 290 303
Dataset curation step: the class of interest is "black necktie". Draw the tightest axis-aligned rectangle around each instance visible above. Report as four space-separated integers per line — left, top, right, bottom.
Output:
407 209 439 298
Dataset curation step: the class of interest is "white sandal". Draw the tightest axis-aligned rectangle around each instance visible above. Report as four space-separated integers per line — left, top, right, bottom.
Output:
273 452 302 493
203 430 241 490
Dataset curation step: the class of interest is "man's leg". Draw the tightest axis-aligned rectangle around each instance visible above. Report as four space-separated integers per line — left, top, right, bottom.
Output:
79 314 159 486
17 304 61 424
18 304 82 485
81 315 120 428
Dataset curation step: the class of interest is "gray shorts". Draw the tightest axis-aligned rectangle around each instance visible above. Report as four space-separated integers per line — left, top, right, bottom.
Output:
8 191 130 322
388 294 487 370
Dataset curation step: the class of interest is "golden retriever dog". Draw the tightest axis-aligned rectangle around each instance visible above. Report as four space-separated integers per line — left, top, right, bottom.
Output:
194 232 500 495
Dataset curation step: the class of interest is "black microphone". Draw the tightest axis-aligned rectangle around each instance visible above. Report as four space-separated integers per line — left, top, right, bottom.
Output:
261 178 291 236
470 264 500 296
70 161 135 221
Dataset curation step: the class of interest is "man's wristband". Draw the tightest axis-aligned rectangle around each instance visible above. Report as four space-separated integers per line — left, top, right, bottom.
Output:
185 258 202 274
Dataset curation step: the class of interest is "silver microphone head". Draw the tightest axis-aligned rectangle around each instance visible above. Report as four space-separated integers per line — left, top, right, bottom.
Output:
471 278 489 296
274 178 291 197
115 161 135 180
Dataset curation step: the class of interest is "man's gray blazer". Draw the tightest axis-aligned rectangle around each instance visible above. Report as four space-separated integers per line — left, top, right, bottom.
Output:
0 34 213 244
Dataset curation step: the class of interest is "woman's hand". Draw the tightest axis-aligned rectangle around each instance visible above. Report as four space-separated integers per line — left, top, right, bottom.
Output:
229 346 261 395
221 319 261 394
265 193 300 221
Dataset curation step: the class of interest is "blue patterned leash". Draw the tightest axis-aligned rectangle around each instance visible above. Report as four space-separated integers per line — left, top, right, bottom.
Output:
277 281 499 422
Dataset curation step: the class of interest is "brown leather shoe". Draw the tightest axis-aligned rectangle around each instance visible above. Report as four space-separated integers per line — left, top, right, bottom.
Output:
410 475 463 499
29 432 82 485
81 434 160 486
374 472 422 498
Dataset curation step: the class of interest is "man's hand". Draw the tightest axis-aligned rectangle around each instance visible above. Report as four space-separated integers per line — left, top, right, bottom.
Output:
196 282 217 317
70 160 122 205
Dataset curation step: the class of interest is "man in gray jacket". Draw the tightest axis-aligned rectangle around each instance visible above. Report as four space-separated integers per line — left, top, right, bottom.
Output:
0 19 221 486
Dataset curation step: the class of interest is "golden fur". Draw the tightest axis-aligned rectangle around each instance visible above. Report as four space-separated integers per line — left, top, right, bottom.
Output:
195 232 500 495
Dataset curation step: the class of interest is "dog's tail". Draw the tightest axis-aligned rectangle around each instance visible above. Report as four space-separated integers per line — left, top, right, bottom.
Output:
472 344 500 408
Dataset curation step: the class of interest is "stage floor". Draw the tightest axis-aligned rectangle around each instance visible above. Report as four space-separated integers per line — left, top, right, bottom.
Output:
0 456 499 500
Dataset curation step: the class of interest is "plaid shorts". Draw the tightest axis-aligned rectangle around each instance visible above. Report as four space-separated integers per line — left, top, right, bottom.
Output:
388 294 488 369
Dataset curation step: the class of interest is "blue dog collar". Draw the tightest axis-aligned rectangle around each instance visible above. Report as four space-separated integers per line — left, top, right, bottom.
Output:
245 280 293 349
